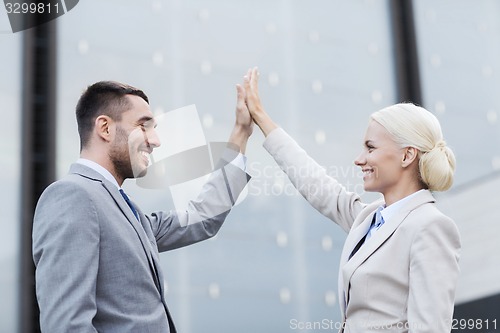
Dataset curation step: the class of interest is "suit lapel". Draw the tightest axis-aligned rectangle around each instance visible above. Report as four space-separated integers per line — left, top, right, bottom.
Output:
338 206 377 315
100 181 164 293
135 205 166 295
340 191 435 314
340 200 384 262
341 210 407 298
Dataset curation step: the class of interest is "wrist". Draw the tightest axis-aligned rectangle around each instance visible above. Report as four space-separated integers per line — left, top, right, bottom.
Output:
254 112 277 137
228 126 250 154
233 123 252 136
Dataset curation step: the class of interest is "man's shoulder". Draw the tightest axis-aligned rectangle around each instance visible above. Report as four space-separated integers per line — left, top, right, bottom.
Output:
49 170 100 190
38 170 104 206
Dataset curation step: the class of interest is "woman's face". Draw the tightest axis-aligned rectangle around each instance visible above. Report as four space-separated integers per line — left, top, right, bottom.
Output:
355 120 406 195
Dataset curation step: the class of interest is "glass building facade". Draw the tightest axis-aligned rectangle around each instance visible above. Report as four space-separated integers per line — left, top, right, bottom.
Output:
0 10 21 332
1 1 499 332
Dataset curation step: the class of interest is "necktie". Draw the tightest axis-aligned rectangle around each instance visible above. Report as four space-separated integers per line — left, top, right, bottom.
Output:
365 206 384 241
119 189 139 221
349 206 384 260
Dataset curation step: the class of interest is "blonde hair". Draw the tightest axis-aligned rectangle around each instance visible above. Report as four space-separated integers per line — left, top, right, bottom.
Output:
370 103 456 192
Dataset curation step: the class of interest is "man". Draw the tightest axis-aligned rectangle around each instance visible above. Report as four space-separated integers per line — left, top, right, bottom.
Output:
33 81 252 332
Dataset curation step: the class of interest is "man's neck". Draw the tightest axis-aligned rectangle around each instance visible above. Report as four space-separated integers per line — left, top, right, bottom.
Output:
79 150 124 186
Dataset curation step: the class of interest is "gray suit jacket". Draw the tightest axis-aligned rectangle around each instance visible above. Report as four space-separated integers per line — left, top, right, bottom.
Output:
33 160 249 333
264 128 461 333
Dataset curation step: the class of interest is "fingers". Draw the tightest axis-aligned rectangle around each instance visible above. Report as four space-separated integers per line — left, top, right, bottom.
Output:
243 67 259 94
238 66 276 136
234 82 254 141
236 83 245 99
243 67 259 91
250 67 259 93
243 71 251 93
235 84 246 110
242 67 261 117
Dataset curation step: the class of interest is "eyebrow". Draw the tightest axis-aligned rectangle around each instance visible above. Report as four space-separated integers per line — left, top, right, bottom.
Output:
137 116 157 127
364 140 375 146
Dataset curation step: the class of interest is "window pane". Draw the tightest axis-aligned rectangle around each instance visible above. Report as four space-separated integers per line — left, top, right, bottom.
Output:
414 0 500 305
0 14 21 333
57 1 395 331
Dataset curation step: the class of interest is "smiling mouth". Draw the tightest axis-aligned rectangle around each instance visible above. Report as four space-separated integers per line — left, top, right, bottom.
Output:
362 169 374 178
139 150 151 164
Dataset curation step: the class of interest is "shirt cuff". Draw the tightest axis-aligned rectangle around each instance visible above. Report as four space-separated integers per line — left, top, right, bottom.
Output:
229 153 247 172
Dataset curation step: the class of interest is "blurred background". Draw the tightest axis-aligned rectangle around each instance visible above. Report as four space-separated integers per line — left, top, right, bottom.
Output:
1 0 499 332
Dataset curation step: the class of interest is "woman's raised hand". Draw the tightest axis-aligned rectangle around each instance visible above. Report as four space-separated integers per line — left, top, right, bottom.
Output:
243 67 278 137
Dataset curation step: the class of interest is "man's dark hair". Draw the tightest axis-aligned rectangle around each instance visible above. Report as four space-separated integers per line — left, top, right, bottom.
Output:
76 81 149 150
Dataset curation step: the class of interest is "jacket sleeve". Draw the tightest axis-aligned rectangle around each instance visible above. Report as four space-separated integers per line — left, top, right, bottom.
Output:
33 181 99 333
262 127 365 232
407 214 461 332
148 153 250 252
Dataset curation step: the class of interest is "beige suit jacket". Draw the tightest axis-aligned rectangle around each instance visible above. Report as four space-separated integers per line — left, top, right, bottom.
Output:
263 128 461 333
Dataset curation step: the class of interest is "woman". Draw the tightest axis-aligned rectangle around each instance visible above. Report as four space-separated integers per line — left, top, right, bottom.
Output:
241 68 460 332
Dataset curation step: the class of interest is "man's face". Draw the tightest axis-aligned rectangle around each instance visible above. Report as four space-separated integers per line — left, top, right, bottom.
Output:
108 95 160 181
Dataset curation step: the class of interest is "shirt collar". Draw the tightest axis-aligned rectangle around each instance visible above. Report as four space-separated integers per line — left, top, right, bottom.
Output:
76 158 120 189
380 189 426 223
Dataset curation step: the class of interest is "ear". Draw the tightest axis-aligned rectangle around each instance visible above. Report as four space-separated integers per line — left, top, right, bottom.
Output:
401 147 418 168
95 115 115 143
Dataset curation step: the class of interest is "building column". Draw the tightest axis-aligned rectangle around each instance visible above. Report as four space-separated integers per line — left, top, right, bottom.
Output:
19 19 57 333
389 0 422 105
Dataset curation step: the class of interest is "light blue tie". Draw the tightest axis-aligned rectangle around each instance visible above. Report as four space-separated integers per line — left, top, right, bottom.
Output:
348 206 385 260
365 206 385 241
119 189 139 221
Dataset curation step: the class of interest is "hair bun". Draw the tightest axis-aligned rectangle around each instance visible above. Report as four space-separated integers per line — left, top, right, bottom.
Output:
420 141 456 191
433 140 447 150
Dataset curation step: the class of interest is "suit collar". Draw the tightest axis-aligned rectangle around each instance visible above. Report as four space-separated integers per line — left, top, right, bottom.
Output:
74 159 120 188
70 162 108 183
70 163 140 222
343 190 435 265
380 189 428 224
339 190 435 315
70 163 149 232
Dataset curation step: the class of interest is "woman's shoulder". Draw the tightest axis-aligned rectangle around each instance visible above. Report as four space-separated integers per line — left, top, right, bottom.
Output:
404 200 460 242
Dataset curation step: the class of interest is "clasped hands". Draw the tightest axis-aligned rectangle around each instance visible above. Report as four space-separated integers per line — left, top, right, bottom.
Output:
229 67 277 154
235 67 278 140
